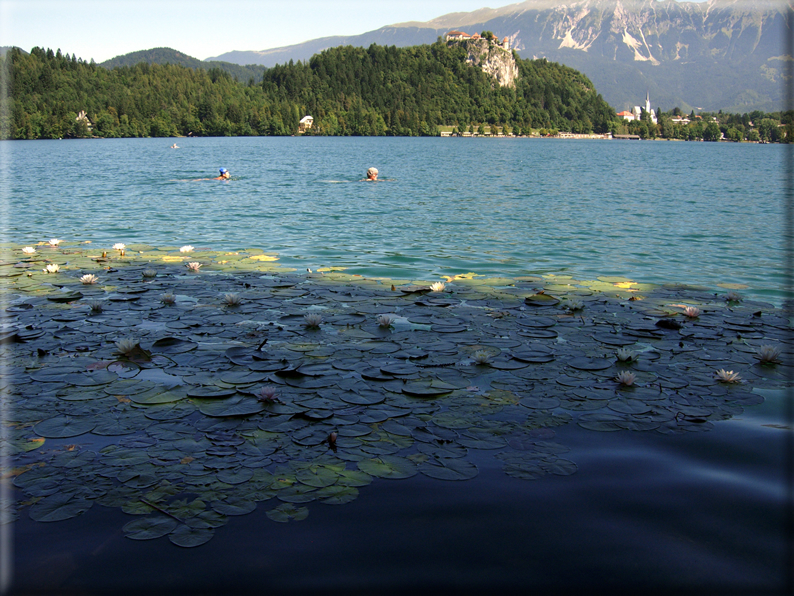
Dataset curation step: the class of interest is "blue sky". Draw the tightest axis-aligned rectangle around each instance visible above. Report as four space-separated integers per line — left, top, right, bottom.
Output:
1 0 531 63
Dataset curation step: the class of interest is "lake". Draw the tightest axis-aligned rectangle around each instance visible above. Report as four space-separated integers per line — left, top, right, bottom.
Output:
2 136 791 595
6 136 788 304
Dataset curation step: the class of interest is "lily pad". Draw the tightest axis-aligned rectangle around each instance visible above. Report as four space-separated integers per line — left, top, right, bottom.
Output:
169 524 215 548
198 395 265 417
419 457 479 481
123 515 179 540
358 455 417 479
29 492 93 522
34 416 96 438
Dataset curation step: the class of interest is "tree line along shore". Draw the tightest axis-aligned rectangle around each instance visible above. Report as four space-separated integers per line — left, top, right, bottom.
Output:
2 44 791 142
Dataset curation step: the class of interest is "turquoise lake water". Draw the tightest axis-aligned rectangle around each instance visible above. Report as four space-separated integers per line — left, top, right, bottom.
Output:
5 136 788 303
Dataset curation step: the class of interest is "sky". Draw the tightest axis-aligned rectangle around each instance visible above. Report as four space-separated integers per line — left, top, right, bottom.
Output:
1 0 527 63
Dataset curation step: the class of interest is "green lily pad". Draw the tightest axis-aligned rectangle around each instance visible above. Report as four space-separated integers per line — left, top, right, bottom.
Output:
29 492 93 522
210 498 256 516
316 485 359 505
198 395 265 417
150 337 198 354
266 503 309 523
169 524 215 547
357 455 417 479
123 515 179 540
34 416 96 438
419 457 478 481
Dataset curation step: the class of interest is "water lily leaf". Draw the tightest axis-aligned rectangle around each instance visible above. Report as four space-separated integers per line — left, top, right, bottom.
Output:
335 469 373 487
128 385 188 405
123 515 179 540
34 416 96 438
316 485 359 505
210 498 256 516
420 456 478 480
220 370 267 385
502 460 546 480
577 413 626 432
187 386 238 398
29 493 93 522
540 458 578 476
276 484 317 503
568 357 613 371
357 455 417 479
61 370 118 386
296 465 339 488
169 524 214 547
519 396 561 410
266 503 309 523
403 382 454 397
150 337 197 354
217 467 254 485
198 395 265 417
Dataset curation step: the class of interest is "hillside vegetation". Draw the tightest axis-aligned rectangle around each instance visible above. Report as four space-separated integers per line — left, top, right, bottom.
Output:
2 42 616 139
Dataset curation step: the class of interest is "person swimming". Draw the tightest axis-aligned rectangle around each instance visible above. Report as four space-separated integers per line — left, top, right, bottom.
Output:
362 167 378 181
170 143 179 149
191 168 231 181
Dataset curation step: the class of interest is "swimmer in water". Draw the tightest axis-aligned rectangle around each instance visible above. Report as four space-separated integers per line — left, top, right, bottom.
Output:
361 167 378 181
170 143 179 149
191 168 231 181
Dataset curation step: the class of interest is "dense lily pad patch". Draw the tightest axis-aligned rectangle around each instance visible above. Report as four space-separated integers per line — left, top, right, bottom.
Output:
1 242 790 546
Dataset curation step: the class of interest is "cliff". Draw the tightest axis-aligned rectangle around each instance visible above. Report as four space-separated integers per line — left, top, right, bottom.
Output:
452 38 519 88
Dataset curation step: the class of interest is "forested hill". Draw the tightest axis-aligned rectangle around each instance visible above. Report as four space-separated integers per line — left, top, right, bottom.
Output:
3 42 617 140
100 47 266 84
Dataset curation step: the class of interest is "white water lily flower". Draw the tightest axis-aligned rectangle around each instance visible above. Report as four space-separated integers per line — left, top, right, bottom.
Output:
430 282 446 292
616 371 636 386
715 369 741 383
115 338 140 355
472 350 491 365
44 264 60 274
186 262 201 272
222 293 242 306
22 246 36 254
179 245 194 253
725 291 742 302
566 299 584 311
615 348 637 362
80 274 98 285
756 345 781 364
303 313 323 328
88 300 104 312
142 269 157 278
48 238 61 246
683 306 701 318
256 386 278 402
112 243 126 250
160 293 176 305
377 314 395 328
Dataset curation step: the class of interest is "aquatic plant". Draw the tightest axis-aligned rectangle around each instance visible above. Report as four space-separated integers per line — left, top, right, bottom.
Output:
22 246 36 254
304 313 323 328
222 293 242 307
328 431 338 446
160 293 176 305
255 386 278 402
755 344 782 364
186 262 202 272
113 243 126 251
725 291 742 302
566 299 584 311
43 264 60 274
683 306 701 318
430 282 446 292
377 314 395 328
80 274 98 285
472 350 491 365
180 245 194 253
142 269 157 278
714 369 741 383
48 238 61 246
616 371 636 386
88 300 104 313
615 348 637 362
115 338 140 355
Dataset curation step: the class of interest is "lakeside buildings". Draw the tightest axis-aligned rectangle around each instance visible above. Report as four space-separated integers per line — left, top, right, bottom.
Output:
617 93 657 124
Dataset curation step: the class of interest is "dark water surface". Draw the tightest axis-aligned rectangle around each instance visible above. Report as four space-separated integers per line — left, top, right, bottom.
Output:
7 136 787 303
4 137 792 595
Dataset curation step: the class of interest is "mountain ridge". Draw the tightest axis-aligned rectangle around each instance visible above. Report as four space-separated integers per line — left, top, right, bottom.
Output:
205 0 792 112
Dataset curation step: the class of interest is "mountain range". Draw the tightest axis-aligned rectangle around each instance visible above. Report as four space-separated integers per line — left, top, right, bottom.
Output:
204 0 791 113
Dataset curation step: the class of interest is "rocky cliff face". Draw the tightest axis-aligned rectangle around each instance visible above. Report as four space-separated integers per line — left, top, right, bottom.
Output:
455 38 519 87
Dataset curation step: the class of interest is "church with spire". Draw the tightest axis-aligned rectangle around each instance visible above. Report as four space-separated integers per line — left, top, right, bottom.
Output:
617 93 658 124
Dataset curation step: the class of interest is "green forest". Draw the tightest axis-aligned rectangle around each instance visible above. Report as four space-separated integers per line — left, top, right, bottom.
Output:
2 42 791 142
1 42 616 139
